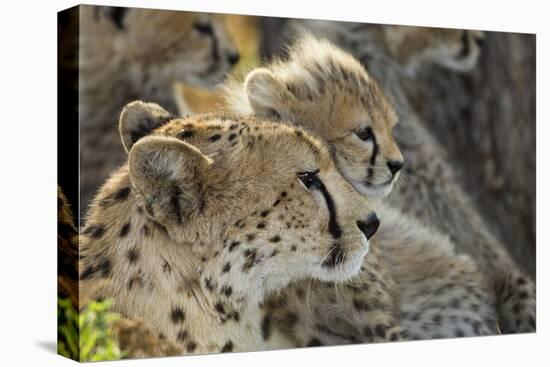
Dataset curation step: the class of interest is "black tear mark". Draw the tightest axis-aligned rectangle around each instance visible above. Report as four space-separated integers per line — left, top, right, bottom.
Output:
316 180 342 239
369 131 379 166
322 243 346 268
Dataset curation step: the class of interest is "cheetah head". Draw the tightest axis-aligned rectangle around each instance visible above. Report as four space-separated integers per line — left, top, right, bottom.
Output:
227 36 404 197
378 25 485 74
85 6 240 87
287 21 484 75
121 101 380 298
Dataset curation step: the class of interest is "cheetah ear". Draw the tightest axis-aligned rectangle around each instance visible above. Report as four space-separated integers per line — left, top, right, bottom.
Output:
128 136 213 226
244 68 294 120
119 101 174 153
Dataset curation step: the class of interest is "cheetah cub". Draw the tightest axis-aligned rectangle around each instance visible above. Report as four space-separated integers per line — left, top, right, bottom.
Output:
80 101 380 354
225 36 497 344
285 23 535 334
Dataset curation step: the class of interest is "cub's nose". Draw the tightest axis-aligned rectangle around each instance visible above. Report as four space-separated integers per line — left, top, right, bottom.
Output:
227 51 240 65
356 213 380 240
387 160 404 175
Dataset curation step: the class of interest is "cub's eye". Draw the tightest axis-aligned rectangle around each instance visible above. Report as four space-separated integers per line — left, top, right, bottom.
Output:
355 126 374 141
297 170 320 189
193 22 213 35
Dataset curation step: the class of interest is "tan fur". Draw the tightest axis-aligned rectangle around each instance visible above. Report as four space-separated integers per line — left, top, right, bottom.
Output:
373 26 484 74
80 101 379 354
226 35 404 198
223 36 497 344
283 23 535 334
59 186 182 356
290 22 483 75
79 5 240 219
173 83 226 115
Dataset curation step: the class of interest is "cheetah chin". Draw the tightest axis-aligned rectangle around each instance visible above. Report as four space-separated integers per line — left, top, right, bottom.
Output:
360 178 396 198
315 238 369 283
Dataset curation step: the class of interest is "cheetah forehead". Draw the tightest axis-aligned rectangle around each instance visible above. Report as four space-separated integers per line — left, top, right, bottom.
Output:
155 112 330 161
274 35 373 94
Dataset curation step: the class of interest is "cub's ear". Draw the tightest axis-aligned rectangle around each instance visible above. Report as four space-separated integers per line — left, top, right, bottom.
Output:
128 136 212 226
119 101 174 153
244 68 294 120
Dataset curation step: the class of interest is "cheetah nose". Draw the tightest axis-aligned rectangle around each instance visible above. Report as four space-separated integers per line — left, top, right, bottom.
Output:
227 51 240 65
387 160 404 175
356 213 380 240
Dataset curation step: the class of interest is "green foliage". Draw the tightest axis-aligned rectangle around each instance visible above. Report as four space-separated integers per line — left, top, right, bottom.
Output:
58 296 126 362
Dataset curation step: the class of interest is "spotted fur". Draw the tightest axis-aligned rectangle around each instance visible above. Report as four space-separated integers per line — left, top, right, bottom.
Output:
80 101 379 355
226 35 403 198
266 28 536 333
224 36 498 345
283 24 535 334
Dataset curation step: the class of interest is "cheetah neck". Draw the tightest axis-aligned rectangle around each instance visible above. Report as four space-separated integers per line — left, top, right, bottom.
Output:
82 178 267 352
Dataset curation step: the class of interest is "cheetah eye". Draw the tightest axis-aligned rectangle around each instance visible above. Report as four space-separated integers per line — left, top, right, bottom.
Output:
193 22 213 35
355 126 374 141
297 170 320 189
